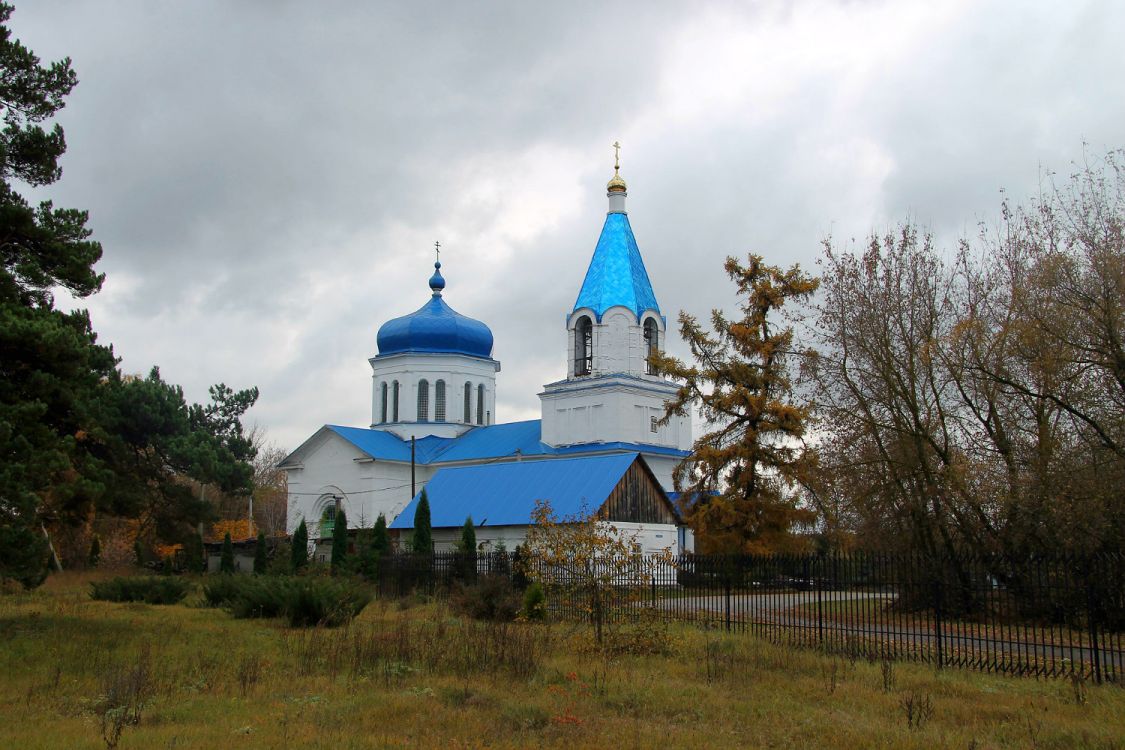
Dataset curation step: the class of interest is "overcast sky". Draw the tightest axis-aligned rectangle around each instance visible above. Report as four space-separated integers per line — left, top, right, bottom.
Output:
17 0 1125 452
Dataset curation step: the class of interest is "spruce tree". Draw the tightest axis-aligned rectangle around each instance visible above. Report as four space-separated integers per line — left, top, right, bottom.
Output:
87 534 101 568
253 529 267 575
291 519 308 572
220 532 235 574
330 507 348 574
411 490 432 555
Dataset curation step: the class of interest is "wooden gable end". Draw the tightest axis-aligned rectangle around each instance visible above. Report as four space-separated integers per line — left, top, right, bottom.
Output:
598 458 678 525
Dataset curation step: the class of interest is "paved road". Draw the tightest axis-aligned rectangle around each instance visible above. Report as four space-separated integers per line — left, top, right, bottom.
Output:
651 591 1123 677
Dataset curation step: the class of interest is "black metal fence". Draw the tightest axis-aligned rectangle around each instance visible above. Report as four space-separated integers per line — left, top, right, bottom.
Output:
372 550 1124 684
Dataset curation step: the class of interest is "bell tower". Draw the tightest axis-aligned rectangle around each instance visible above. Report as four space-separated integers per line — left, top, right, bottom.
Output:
539 146 691 480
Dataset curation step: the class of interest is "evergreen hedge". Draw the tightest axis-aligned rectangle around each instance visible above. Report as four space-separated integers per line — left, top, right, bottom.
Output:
90 576 190 605
202 575 371 627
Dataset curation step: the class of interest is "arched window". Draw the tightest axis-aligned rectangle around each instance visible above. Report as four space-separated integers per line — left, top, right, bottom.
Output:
435 380 446 422
417 379 429 422
463 382 472 423
380 382 388 423
574 316 593 376
392 380 400 422
644 318 659 375
476 384 485 425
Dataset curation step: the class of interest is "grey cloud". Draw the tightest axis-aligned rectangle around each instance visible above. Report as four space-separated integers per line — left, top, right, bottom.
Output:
14 0 1125 451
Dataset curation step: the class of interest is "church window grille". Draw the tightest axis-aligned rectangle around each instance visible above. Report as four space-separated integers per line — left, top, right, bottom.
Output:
380 382 388 423
476 384 484 425
435 380 446 422
463 382 472 423
392 381 400 422
417 380 429 422
575 316 593 376
644 318 659 375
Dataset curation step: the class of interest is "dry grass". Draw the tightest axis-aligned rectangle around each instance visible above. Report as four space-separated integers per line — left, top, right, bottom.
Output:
1 569 1123 749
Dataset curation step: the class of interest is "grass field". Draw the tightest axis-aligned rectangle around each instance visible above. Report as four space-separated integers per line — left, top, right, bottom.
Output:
1 571 1123 749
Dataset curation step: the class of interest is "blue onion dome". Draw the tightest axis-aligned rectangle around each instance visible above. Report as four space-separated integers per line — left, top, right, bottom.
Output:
376 262 494 358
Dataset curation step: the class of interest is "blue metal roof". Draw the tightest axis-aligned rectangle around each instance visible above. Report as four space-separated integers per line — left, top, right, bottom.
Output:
376 265 494 359
389 453 640 529
326 420 688 466
573 212 660 322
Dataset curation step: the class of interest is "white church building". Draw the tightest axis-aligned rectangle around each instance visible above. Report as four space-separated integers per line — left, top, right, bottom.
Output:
281 157 694 553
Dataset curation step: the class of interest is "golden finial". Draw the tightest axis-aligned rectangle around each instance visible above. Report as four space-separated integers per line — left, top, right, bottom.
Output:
607 140 627 193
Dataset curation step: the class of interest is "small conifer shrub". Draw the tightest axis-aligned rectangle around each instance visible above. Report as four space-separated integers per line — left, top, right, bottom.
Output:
90 576 190 604
291 519 309 572
220 532 235 574
88 534 101 568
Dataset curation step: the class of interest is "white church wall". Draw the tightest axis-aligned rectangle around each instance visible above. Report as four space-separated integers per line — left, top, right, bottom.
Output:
425 523 679 555
612 521 681 555
426 527 529 553
286 433 434 538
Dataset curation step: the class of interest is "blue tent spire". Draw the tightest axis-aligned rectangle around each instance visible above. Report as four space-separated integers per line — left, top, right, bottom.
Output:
572 208 660 323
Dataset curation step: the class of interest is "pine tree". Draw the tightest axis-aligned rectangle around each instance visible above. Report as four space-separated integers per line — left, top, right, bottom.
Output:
330 507 349 574
87 534 101 568
411 490 432 555
0 5 261 587
291 519 308 572
220 532 235 574
652 254 819 554
253 529 267 575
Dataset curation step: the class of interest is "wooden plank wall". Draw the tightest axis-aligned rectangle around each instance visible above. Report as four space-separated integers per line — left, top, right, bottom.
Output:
601 461 676 524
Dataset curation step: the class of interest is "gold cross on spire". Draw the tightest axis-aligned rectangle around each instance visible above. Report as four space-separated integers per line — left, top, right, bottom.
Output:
434 240 441 263
612 141 621 171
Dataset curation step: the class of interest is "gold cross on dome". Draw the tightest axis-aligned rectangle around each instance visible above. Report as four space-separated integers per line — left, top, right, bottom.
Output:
434 240 441 262
612 141 621 170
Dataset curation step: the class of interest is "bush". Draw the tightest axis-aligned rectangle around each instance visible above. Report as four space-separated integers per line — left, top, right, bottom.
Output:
202 575 371 627
285 577 372 627
201 575 247 608
90 576 190 605
451 574 521 622
521 581 546 621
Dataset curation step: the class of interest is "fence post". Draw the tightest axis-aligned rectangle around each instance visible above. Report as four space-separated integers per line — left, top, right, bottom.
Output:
815 555 824 648
1086 558 1103 685
725 566 732 633
933 566 944 670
